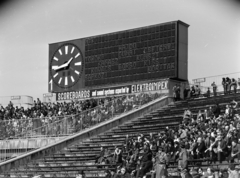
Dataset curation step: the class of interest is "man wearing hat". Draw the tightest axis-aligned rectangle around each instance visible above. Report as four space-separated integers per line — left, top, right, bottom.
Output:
178 142 189 178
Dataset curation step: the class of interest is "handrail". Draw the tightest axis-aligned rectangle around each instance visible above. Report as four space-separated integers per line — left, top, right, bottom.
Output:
0 91 166 162
192 71 240 80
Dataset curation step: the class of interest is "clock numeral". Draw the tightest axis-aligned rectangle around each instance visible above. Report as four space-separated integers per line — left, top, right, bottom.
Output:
58 77 62 84
65 77 68 86
71 47 75 54
49 79 52 91
75 70 80 75
75 53 80 58
75 62 82 66
53 73 58 78
65 46 68 55
59 49 62 55
71 76 75 82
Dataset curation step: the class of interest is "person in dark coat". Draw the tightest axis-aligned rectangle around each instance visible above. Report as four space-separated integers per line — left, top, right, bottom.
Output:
138 145 153 178
222 78 227 95
193 137 206 159
95 146 105 163
213 104 221 118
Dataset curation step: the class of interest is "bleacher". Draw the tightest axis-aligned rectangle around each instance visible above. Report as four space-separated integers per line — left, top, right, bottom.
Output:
0 93 239 178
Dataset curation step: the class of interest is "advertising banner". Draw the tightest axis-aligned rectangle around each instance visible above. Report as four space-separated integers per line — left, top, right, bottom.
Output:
55 80 168 101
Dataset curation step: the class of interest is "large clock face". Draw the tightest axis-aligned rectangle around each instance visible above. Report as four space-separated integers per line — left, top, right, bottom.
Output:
50 43 83 89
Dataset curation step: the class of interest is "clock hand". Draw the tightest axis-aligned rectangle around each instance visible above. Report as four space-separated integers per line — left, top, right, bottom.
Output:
66 57 73 66
53 57 73 71
53 63 68 71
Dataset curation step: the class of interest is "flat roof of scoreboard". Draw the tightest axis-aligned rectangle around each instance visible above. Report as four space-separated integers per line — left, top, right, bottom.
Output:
49 20 190 45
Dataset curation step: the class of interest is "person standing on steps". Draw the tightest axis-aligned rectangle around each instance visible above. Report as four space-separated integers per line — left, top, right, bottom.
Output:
211 82 217 97
222 78 227 95
154 146 169 178
178 142 189 178
173 85 177 102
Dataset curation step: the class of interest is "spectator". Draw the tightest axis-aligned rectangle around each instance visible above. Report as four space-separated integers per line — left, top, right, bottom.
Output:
212 132 226 163
213 104 221 118
228 139 240 163
106 170 116 178
211 82 217 97
205 137 217 162
76 171 85 178
195 85 201 98
190 86 196 98
204 167 215 178
154 146 168 178
238 78 240 90
96 146 105 164
173 85 177 101
178 142 189 178
228 164 239 178
115 167 131 178
176 85 181 101
198 168 204 177
138 145 152 178
222 78 227 95
205 88 211 98
226 77 231 95
184 86 190 100
183 108 192 124
231 78 237 94
194 137 206 159
113 147 123 165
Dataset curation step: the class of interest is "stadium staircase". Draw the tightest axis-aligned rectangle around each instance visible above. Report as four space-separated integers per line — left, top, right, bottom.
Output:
0 93 240 178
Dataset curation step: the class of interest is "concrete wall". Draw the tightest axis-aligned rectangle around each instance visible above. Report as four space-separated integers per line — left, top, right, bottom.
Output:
0 96 173 173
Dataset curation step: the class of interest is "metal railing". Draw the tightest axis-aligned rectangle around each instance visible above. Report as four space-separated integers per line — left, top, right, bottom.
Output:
192 72 240 93
0 91 166 162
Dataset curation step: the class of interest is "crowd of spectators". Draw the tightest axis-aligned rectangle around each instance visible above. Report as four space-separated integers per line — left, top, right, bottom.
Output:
96 99 240 178
222 78 240 95
0 92 162 139
173 78 240 102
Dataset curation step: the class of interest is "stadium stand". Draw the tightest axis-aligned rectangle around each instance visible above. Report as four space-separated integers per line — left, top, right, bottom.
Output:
0 91 239 178
0 93 162 140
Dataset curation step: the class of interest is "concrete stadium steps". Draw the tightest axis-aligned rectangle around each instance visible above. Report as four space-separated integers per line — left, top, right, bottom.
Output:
1 93 240 177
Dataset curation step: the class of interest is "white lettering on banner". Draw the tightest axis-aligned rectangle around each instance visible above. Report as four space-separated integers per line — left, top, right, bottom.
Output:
91 87 130 97
57 90 90 101
97 90 104 96
131 81 168 93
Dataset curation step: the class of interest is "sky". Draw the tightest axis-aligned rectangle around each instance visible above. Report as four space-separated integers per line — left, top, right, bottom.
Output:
0 0 240 100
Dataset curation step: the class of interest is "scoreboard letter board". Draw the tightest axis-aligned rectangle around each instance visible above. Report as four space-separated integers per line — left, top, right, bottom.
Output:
85 21 180 87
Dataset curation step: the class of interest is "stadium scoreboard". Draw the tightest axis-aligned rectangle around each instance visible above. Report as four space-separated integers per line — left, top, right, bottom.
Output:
49 20 189 97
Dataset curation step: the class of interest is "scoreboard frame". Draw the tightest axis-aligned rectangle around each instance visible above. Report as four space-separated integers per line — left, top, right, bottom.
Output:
48 20 189 93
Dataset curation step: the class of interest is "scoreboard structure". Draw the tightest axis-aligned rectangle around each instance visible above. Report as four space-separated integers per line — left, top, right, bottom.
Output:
48 20 189 100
